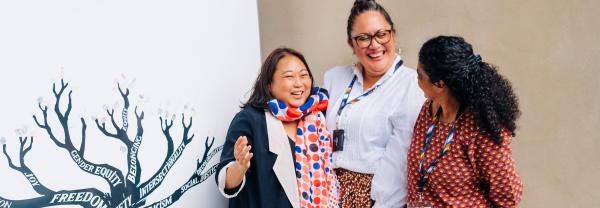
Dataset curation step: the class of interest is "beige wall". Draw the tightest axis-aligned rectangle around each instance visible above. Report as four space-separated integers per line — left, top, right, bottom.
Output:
258 0 600 207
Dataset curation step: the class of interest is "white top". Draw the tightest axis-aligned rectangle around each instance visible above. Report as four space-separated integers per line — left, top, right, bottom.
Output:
324 55 425 207
217 161 246 198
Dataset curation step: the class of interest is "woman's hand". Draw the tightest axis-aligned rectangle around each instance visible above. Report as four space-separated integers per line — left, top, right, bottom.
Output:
233 136 253 170
225 136 253 189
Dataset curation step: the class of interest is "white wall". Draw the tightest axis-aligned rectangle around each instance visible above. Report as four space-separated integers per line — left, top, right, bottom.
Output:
0 1 261 207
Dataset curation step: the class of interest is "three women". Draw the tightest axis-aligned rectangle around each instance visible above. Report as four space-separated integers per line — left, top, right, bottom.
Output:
217 1 523 208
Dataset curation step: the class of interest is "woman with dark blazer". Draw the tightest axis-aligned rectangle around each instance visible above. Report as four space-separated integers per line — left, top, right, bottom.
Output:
216 47 339 208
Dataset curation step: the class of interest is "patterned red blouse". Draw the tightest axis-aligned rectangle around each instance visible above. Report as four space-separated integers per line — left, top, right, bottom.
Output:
406 101 523 207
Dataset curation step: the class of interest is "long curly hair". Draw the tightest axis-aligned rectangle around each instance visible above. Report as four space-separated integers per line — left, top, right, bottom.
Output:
419 36 520 144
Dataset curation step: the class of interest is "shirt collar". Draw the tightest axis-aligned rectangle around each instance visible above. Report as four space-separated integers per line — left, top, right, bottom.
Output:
351 54 402 87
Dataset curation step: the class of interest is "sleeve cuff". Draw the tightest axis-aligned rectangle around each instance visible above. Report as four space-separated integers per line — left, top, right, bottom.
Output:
217 161 246 198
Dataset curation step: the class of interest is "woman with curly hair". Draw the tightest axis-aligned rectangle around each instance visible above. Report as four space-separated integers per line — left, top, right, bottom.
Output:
406 36 523 208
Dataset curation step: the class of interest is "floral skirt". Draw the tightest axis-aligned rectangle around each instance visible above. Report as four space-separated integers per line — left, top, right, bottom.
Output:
335 168 374 208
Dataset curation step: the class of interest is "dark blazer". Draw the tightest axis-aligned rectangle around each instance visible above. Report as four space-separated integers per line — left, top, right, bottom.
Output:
216 107 299 208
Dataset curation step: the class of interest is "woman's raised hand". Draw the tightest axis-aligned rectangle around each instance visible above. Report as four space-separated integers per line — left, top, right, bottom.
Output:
234 136 253 170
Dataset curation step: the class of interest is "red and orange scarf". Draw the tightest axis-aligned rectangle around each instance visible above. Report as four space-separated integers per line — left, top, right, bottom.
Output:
268 87 339 207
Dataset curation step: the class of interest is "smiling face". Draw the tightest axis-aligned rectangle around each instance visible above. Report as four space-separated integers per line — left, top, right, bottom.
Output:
269 55 313 108
349 11 397 79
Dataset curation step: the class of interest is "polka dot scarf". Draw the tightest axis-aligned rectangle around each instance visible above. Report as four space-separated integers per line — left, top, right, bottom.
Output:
268 87 339 207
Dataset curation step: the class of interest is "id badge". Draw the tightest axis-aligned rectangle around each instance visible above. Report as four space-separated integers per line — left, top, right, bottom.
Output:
332 129 345 152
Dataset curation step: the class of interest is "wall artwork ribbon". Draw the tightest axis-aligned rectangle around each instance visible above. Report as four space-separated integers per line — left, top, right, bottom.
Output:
0 79 223 208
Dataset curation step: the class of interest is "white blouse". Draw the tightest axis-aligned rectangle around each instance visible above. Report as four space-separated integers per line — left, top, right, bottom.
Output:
324 55 425 207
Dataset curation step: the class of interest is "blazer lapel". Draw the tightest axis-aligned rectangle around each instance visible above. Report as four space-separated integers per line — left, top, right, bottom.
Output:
265 112 300 208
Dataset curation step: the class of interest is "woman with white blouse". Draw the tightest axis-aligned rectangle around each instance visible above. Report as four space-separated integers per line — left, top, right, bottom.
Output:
323 0 425 207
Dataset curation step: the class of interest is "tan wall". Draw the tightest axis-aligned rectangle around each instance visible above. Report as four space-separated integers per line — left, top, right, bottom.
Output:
258 0 600 207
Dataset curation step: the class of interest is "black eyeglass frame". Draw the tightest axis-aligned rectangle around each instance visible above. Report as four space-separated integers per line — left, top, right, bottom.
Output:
351 29 393 48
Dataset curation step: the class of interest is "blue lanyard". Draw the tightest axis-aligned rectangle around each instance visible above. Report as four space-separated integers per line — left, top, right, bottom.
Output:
336 59 403 116
417 105 463 193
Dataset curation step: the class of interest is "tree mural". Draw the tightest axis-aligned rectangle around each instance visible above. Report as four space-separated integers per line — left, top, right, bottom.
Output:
0 79 223 208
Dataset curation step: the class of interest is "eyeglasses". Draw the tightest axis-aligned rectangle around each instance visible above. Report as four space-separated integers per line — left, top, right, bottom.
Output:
352 29 393 48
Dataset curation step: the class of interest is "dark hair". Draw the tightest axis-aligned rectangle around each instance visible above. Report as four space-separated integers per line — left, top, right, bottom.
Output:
347 0 395 41
418 36 520 144
243 47 314 110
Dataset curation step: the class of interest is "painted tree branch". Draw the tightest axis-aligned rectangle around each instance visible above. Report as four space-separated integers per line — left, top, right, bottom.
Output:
33 103 64 149
2 79 224 208
142 137 223 208
118 84 130 132
197 137 221 172
137 114 194 200
126 106 144 186
96 110 114 136
2 137 53 195
52 80 74 148
159 117 175 158
33 79 126 202
95 84 146 191
90 83 146 207
1 137 111 208
80 118 87 155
